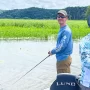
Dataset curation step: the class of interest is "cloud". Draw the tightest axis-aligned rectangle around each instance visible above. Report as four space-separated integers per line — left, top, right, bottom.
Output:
0 0 90 10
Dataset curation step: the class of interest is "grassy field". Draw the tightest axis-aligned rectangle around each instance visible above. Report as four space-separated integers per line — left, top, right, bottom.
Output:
0 19 90 40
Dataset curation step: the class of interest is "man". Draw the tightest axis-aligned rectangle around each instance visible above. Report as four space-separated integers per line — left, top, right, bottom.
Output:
48 10 73 74
79 34 90 90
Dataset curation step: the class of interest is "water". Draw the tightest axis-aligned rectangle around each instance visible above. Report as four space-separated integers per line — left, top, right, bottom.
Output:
0 40 81 90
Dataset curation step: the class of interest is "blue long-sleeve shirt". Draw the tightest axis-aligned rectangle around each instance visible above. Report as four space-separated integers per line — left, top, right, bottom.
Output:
79 34 90 88
51 25 73 61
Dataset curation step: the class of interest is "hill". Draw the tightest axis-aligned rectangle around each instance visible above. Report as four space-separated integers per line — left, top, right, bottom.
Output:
0 7 87 20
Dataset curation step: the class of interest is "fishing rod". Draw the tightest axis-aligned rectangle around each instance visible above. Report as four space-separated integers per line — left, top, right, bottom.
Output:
13 55 50 84
0 54 80 85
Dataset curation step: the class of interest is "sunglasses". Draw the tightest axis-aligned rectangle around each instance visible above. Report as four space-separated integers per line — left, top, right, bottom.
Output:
57 15 66 18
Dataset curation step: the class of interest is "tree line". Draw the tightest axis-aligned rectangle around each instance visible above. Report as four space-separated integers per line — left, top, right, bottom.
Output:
0 6 89 20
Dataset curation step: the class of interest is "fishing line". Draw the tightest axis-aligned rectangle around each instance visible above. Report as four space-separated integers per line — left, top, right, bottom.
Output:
71 64 81 69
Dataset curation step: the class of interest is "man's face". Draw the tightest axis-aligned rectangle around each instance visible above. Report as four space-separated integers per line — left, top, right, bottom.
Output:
57 13 67 26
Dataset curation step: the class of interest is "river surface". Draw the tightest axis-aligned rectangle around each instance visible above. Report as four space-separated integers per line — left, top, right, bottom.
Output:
0 40 81 90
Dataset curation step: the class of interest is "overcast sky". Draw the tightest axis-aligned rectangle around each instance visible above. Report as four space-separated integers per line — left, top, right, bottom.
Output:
0 0 90 10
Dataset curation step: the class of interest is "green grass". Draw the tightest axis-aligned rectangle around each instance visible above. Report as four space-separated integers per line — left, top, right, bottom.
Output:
0 19 90 40
68 20 90 39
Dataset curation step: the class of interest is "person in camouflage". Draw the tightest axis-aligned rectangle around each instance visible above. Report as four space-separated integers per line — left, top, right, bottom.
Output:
79 34 90 90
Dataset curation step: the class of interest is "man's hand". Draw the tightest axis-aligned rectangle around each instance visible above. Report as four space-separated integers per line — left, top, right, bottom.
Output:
48 51 53 56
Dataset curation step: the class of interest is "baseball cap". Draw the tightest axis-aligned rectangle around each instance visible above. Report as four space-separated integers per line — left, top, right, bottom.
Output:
57 10 68 17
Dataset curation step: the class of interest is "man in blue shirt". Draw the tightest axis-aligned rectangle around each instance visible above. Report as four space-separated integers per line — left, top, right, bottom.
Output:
79 34 90 90
48 10 73 74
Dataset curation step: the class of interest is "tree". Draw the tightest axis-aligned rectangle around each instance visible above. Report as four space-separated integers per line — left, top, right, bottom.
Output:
85 6 90 17
85 6 90 27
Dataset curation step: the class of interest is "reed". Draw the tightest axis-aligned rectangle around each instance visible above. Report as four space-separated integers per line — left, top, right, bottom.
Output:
0 19 90 40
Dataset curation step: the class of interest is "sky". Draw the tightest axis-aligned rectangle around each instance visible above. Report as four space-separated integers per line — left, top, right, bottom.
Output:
0 0 90 10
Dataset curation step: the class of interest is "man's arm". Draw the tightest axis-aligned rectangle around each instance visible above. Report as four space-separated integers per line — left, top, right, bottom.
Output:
51 31 71 54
